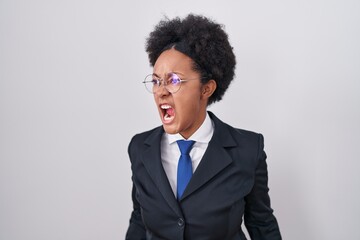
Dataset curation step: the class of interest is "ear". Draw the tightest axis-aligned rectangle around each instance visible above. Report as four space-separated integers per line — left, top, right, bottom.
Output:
201 79 217 98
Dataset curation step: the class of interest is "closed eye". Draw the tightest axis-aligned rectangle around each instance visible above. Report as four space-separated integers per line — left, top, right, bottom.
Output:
168 73 181 86
151 79 161 86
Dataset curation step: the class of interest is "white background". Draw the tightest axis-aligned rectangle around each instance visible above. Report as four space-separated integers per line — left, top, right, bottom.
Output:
1 0 359 239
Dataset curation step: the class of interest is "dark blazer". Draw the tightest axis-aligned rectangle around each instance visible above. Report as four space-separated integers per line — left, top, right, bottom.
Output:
126 112 281 240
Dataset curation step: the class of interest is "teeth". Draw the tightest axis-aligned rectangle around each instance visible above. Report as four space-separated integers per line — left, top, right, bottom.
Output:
160 104 171 109
164 114 172 120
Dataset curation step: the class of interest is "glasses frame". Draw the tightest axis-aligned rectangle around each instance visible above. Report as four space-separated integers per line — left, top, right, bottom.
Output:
142 72 200 94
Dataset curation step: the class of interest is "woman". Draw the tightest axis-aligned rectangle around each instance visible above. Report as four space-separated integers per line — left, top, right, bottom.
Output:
126 14 281 240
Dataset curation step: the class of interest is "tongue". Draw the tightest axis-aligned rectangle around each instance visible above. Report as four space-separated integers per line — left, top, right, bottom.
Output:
166 108 175 116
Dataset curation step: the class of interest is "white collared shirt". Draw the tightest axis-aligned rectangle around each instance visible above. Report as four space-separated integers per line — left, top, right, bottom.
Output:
160 112 214 198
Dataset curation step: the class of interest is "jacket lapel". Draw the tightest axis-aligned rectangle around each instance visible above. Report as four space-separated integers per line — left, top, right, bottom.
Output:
141 127 182 216
180 112 237 200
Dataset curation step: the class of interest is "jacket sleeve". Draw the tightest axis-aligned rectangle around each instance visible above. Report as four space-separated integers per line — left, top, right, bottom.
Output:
244 134 282 240
125 137 147 240
125 183 146 240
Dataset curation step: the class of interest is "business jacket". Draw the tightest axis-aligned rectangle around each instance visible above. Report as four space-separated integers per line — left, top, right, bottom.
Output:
126 112 281 240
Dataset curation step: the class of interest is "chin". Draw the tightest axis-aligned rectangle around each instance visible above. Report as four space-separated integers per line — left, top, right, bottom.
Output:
162 125 178 135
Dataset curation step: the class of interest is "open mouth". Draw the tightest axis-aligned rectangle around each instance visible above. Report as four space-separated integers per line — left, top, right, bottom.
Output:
160 104 175 123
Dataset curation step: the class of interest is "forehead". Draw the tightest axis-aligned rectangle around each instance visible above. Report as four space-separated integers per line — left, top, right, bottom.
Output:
153 48 194 74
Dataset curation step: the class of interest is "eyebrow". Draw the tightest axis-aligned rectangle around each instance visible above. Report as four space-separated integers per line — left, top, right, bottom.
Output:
152 73 160 78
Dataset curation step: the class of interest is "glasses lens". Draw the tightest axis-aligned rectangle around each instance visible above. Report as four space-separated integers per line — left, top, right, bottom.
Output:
144 75 158 93
166 73 181 93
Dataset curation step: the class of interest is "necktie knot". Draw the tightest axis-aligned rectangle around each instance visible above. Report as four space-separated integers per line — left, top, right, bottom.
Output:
176 140 195 155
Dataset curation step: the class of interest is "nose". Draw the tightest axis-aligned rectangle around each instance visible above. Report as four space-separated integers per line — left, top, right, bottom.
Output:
155 82 170 97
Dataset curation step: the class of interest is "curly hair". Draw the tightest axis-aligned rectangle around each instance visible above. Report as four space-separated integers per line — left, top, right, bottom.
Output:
145 14 236 105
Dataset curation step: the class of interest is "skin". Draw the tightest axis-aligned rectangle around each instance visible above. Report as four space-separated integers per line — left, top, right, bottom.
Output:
153 48 216 139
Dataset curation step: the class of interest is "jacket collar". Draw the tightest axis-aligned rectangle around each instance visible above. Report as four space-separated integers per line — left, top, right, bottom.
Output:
180 111 237 200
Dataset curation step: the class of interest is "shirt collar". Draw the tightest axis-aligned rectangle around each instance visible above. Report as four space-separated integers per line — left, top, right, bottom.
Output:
165 112 214 145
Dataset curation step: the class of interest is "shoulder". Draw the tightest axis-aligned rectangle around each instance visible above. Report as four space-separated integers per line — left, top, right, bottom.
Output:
232 127 264 145
209 111 264 143
228 124 264 153
128 126 163 151
130 126 161 141
210 112 267 169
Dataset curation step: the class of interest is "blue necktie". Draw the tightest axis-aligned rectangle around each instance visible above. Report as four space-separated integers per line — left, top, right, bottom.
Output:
176 140 195 200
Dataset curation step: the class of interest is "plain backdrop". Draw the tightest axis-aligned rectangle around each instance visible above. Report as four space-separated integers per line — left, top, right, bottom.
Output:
1 0 359 239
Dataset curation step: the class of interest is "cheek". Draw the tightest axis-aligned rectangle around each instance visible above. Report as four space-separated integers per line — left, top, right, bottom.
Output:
174 94 196 107
179 86 202 102
153 94 161 106
175 93 202 116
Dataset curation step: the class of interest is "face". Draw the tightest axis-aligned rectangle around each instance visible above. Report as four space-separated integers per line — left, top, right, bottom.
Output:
152 48 214 139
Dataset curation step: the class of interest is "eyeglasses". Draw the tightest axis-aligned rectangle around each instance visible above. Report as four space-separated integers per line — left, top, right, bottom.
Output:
142 72 199 94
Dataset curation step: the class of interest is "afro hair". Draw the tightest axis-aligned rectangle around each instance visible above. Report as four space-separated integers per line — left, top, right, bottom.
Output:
145 14 236 105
